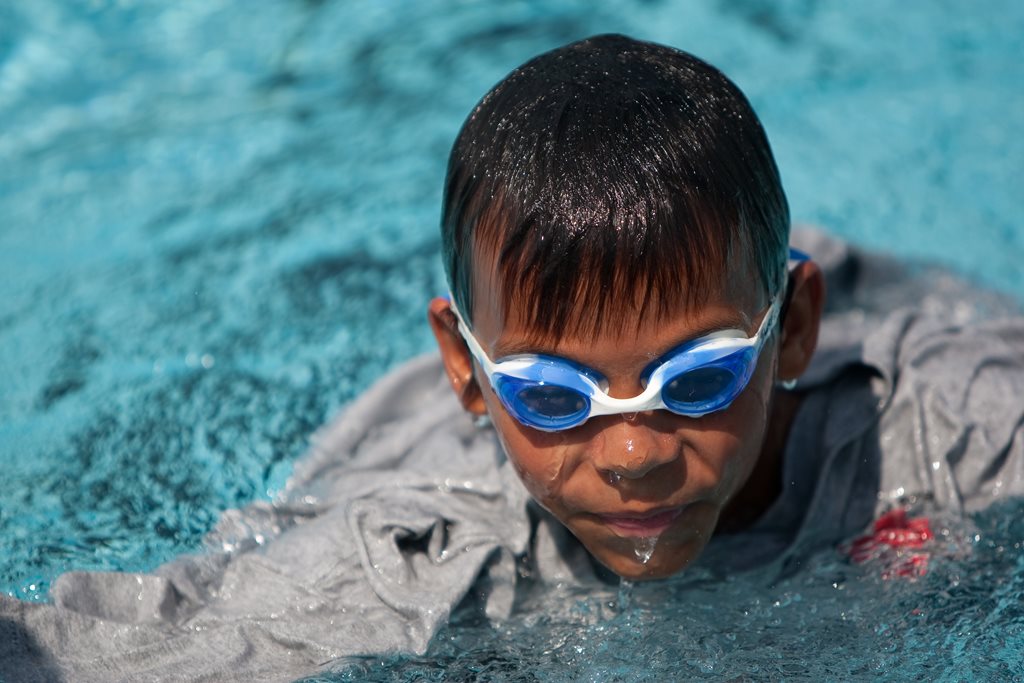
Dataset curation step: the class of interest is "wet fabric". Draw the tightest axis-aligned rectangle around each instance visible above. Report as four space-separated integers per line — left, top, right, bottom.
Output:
3 230 1024 682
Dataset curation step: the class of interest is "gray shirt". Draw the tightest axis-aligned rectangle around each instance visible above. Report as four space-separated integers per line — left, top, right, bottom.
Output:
3 230 1023 682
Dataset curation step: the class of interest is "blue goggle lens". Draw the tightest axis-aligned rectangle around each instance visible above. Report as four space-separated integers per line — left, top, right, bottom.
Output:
496 376 590 430
660 348 755 415
518 384 588 417
662 366 736 407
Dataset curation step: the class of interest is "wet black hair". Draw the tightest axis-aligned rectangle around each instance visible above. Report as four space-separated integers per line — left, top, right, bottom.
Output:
441 33 789 339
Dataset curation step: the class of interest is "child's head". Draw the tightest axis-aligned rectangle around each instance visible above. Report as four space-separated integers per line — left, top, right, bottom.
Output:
429 34 824 579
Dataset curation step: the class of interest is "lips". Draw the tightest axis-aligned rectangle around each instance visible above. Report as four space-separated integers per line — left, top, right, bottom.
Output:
597 507 684 537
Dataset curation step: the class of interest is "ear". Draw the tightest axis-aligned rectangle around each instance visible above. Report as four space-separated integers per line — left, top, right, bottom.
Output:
777 260 826 384
427 297 488 416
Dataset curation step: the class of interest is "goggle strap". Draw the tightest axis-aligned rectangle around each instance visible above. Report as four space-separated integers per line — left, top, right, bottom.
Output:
448 299 499 378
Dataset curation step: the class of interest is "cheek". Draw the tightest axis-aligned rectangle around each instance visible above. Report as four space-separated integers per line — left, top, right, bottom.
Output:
685 360 776 496
713 361 776 486
484 394 578 507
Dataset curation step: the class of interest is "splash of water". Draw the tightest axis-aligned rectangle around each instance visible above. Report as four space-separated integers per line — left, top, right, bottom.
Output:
616 578 635 611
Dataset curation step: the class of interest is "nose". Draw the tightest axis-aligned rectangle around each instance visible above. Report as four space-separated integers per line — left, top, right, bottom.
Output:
591 414 680 480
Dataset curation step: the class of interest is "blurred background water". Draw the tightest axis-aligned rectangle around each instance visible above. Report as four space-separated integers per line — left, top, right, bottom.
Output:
1 1 1023 678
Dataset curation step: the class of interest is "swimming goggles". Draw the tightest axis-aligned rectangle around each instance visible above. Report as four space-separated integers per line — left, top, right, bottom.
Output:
451 248 809 432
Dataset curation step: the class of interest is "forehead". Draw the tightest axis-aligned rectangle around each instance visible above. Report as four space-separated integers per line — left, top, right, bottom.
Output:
469 241 763 360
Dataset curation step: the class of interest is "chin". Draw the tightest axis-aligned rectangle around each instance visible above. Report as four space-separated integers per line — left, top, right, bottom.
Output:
592 539 703 581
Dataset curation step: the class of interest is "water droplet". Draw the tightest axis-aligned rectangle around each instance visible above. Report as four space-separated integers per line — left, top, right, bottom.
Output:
633 535 658 564
606 470 622 485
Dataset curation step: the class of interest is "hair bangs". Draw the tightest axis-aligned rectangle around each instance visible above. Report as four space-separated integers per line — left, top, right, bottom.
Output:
478 185 739 341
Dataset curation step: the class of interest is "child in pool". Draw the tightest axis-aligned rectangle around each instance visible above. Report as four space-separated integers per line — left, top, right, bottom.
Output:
425 32 1024 579
4 33 1024 683
427 33 825 579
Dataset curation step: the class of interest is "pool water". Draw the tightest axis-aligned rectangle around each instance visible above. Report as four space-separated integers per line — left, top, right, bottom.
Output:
312 501 1024 681
1 0 1023 679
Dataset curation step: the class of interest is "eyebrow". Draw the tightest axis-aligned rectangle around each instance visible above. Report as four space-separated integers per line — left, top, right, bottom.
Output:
490 310 751 363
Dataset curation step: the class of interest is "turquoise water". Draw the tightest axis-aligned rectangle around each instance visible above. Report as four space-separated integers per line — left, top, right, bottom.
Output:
1 0 1023 679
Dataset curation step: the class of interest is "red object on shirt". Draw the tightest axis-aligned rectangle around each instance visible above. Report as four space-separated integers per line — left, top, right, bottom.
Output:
845 508 933 578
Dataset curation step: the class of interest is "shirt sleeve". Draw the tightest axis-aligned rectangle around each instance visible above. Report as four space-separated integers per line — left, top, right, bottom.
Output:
0 353 534 683
876 313 1024 513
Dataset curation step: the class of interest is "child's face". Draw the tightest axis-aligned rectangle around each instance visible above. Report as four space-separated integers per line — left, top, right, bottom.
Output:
445 260 782 580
